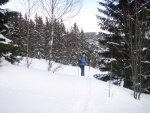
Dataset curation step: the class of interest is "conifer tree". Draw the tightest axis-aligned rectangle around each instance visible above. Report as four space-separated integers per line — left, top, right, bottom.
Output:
67 23 81 65
44 17 51 60
97 0 150 97
14 13 27 57
0 0 10 58
29 19 36 58
34 14 45 59
53 20 67 64
0 0 19 64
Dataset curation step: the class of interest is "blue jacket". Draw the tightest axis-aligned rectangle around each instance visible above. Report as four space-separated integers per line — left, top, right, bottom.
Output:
78 56 89 66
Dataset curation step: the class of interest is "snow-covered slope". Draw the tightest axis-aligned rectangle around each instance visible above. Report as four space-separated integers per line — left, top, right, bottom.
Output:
0 58 150 113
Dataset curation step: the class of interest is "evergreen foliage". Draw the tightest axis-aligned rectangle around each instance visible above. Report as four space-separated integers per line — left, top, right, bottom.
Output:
0 0 20 64
6 12 88 66
97 0 150 94
33 15 46 59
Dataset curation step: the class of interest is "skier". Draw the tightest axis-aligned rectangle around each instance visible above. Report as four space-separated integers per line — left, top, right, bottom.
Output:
78 53 90 76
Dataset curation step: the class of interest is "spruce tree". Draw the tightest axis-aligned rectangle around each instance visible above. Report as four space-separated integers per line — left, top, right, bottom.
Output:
97 0 150 95
34 14 45 59
0 0 20 64
44 17 51 60
0 0 10 58
29 19 36 58
53 20 67 64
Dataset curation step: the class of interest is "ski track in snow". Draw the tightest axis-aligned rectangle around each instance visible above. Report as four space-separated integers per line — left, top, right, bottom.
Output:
71 77 93 113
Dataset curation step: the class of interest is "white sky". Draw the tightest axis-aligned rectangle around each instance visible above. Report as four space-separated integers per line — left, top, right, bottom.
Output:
2 0 101 32
65 0 100 32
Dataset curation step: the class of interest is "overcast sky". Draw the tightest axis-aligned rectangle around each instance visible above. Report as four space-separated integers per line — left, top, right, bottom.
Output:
2 0 101 33
66 0 100 32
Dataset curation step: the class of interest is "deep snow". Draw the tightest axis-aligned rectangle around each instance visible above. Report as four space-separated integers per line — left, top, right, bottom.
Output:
0 58 150 113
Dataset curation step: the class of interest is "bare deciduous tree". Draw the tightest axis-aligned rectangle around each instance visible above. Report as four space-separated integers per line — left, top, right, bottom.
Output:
13 0 39 68
39 0 82 71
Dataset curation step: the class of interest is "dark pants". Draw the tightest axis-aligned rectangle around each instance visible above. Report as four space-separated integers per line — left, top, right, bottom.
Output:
79 65 85 76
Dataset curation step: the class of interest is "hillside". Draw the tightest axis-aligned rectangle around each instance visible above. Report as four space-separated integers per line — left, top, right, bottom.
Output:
0 58 150 113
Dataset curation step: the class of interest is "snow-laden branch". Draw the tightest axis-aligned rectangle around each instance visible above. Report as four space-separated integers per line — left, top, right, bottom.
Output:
0 34 11 44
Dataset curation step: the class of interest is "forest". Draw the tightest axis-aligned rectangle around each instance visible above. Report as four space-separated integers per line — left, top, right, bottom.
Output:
0 0 150 99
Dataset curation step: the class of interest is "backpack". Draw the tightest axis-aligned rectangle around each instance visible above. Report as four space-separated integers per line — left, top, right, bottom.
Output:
79 56 88 65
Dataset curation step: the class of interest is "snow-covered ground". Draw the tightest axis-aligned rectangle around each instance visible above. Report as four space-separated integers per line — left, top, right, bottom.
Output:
0 58 150 113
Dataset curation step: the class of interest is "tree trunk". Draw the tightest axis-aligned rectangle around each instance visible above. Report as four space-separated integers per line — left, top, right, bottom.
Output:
48 24 54 71
26 0 30 68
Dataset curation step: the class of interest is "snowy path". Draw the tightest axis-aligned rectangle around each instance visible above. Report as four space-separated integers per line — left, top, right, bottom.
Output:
71 78 93 113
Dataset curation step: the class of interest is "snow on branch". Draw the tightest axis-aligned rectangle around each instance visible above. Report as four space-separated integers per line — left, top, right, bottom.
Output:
141 61 150 64
0 34 11 44
107 41 120 46
0 9 7 15
101 58 117 64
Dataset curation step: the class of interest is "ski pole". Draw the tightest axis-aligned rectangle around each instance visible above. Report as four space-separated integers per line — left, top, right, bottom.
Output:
78 66 79 76
88 66 90 77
